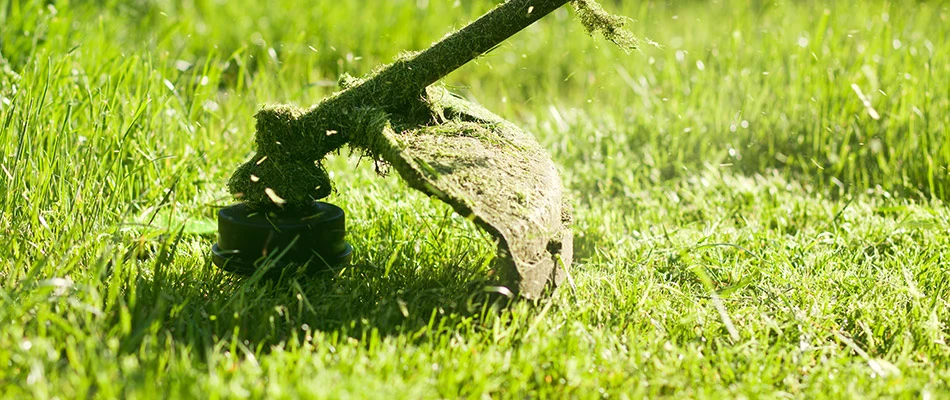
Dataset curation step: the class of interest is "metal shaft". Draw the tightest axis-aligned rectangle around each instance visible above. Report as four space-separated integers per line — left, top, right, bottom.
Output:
315 0 572 114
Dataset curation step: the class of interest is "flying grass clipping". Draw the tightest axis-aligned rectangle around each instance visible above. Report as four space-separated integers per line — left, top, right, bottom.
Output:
571 0 639 52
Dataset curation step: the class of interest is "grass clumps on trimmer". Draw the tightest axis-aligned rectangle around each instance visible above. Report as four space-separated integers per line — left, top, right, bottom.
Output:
222 0 637 297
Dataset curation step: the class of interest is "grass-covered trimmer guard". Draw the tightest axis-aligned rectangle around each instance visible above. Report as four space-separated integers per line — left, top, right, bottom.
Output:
211 0 636 298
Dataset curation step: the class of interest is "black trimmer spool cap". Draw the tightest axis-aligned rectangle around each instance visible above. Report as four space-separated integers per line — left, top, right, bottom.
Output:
211 201 353 277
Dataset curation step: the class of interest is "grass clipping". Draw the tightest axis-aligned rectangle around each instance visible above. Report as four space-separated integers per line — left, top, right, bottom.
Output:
572 0 638 52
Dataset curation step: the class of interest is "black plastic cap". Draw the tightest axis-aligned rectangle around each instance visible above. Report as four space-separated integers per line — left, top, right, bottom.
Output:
211 201 353 276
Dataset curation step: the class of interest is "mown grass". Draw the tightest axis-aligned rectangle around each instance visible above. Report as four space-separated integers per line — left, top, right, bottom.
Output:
1 0 948 398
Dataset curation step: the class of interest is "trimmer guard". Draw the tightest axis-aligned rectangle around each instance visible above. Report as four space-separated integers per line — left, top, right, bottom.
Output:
375 88 573 298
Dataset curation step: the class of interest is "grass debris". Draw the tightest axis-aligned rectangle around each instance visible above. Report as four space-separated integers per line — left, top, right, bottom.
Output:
571 0 639 52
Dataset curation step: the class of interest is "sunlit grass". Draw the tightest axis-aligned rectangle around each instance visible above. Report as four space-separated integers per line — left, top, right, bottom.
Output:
0 0 948 397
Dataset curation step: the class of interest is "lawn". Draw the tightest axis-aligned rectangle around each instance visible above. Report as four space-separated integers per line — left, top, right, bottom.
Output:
1 0 948 397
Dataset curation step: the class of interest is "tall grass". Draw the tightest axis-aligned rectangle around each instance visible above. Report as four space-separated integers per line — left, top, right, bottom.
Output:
0 0 948 397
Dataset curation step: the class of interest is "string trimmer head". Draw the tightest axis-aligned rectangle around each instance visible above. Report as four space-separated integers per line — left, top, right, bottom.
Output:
211 0 637 297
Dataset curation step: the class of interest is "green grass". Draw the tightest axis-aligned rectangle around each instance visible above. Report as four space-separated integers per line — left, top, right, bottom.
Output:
1 0 948 397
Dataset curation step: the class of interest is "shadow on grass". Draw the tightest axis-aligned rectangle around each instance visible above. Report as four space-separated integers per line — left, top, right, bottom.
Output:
120 253 519 358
